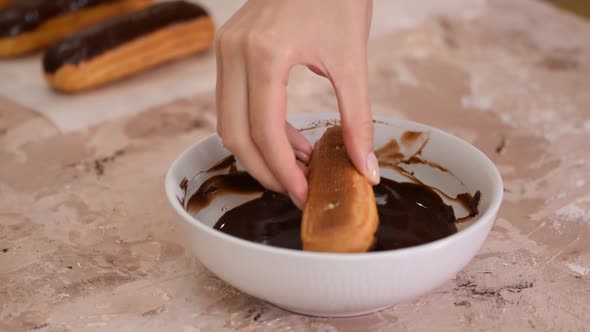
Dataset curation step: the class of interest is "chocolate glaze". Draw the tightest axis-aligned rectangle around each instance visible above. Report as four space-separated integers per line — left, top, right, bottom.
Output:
405 156 450 173
184 130 481 252
0 0 116 38
185 163 479 252
187 172 264 212
43 1 208 73
379 161 480 220
456 191 481 221
373 177 458 250
400 131 424 145
214 191 304 250
201 175 459 251
207 155 236 172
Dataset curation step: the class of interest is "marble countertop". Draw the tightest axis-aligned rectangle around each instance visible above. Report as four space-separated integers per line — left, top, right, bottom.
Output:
1 0 589 331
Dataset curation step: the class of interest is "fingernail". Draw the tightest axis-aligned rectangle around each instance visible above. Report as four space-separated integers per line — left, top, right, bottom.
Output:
366 152 380 185
289 192 304 210
294 149 310 164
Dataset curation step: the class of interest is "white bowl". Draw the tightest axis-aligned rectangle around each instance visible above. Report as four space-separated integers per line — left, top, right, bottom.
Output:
165 113 503 317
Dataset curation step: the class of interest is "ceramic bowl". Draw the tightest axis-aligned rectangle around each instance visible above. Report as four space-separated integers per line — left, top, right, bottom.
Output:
165 112 503 317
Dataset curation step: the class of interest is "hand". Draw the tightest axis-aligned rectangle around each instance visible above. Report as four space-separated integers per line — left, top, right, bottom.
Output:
215 0 380 208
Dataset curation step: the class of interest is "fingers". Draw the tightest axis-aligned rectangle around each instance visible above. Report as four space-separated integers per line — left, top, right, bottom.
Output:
296 159 309 177
215 23 284 193
216 18 311 205
215 0 376 210
307 64 327 77
286 123 312 164
328 57 380 185
246 42 308 208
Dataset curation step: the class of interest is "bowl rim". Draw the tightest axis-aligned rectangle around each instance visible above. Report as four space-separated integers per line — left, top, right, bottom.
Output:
165 112 503 261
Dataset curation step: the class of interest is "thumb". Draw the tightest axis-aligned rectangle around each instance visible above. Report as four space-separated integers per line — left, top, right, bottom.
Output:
329 60 380 185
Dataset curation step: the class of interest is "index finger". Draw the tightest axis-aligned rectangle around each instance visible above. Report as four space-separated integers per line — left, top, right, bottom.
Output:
246 56 308 207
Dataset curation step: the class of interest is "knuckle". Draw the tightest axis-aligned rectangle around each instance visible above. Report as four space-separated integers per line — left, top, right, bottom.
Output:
219 131 240 151
214 27 226 49
244 30 289 60
343 117 373 140
215 26 238 52
258 176 284 193
245 31 271 55
250 127 271 147
216 122 223 137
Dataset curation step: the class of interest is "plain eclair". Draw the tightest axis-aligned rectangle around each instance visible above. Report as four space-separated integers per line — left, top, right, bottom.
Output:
301 126 379 253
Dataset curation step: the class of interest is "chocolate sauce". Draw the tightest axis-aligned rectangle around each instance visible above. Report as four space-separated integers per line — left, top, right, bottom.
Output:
185 169 479 251
456 191 481 221
187 172 264 212
207 155 236 172
214 191 304 250
0 0 116 38
372 178 457 250
207 176 459 251
185 130 481 252
43 1 208 73
400 131 424 145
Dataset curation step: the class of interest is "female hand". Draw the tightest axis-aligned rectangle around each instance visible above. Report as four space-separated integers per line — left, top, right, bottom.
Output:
215 0 380 208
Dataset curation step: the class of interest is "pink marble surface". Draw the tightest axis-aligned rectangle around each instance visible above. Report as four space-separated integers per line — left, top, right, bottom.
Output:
1 0 589 331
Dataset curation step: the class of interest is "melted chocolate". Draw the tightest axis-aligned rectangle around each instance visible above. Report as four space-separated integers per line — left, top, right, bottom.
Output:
185 130 481 252
0 0 116 38
187 172 264 212
201 176 460 251
207 155 236 172
372 178 457 250
43 1 207 73
456 191 481 221
214 191 304 250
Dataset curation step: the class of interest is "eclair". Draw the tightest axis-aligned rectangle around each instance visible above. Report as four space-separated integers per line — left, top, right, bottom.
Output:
0 0 12 9
0 0 152 57
301 126 379 253
43 1 215 93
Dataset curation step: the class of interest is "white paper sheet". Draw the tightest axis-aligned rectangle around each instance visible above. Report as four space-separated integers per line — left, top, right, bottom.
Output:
0 51 218 132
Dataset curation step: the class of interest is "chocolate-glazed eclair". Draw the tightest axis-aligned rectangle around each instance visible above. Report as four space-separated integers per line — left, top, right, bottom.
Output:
0 0 13 10
0 0 152 57
43 1 215 92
